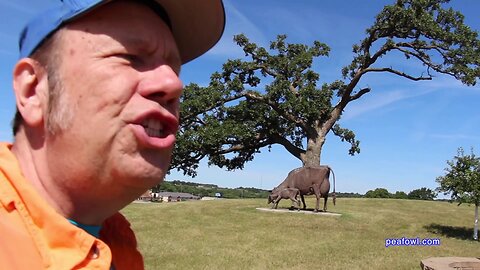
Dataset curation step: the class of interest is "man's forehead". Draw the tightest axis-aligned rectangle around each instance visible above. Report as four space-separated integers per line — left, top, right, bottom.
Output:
63 2 181 65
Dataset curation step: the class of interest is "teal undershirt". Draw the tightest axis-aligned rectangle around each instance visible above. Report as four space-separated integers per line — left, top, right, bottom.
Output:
67 219 115 270
67 219 102 238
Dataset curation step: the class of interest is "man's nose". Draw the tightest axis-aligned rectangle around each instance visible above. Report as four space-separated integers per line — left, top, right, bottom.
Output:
137 64 183 109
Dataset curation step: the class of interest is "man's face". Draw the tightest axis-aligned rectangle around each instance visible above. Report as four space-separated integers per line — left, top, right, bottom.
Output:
44 0 183 195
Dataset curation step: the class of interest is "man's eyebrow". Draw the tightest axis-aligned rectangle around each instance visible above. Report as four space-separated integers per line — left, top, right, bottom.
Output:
117 35 158 53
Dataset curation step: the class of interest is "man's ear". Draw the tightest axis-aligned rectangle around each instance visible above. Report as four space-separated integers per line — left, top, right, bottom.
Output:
13 58 49 129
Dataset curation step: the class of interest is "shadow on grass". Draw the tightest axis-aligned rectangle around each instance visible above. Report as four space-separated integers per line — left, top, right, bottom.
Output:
284 207 328 212
424 223 477 241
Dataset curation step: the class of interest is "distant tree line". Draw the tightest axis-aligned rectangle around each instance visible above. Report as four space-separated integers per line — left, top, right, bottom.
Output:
153 180 437 200
153 180 270 199
364 187 437 200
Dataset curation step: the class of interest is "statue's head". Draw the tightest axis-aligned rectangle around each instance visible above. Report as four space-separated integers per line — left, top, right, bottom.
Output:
267 193 278 204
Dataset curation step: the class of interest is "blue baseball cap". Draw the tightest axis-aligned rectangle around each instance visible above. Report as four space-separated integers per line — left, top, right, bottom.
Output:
19 0 225 64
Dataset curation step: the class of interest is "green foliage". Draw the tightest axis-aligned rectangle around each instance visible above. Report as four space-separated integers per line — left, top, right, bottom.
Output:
393 191 409 199
365 188 439 200
335 192 364 198
332 124 361 155
347 0 480 85
407 187 437 200
436 147 480 206
154 180 270 199
174 34 337 175
172 0 480 177
365 188 392 198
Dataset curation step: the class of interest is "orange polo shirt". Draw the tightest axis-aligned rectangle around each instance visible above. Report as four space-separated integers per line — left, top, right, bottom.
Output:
0 143 144 269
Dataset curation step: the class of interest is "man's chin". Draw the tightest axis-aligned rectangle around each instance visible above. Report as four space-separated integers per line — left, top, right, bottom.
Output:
121 176 165 194
113 150 171 186
112 163 166 187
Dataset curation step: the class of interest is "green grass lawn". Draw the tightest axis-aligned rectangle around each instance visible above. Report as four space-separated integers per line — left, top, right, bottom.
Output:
121 198 479 270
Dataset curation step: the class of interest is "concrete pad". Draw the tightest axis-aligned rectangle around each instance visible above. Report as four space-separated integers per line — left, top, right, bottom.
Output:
256 207 342 217
421 257 480 270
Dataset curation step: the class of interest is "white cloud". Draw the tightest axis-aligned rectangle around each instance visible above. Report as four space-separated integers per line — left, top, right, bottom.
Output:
340 72 479 122
429 133 480 141
205 0 267 59
342 87 437 121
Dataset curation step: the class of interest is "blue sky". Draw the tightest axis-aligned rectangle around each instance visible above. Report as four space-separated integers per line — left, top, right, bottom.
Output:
1 1 479 196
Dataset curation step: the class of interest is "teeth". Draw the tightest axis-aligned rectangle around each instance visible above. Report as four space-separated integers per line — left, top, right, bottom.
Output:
142 119 165 138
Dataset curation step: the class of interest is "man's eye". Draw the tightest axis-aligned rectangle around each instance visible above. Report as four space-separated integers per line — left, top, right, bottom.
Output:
114 54 142 65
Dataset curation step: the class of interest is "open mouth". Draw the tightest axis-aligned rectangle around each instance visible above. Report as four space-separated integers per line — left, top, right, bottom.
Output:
131 111 179 149
141 118 167 138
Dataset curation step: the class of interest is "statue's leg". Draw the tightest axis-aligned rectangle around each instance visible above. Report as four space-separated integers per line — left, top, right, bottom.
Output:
274 198 281 209
300 194 307 210
294 197 301 211
323 196 328 212
271 197 277 209
312 184 321 212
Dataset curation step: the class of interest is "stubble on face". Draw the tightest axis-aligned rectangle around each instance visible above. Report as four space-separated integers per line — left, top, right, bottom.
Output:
34 30 77 136
46 68 77 136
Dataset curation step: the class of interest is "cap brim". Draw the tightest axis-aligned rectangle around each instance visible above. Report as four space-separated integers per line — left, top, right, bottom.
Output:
20 0 225 64
156 0 225 64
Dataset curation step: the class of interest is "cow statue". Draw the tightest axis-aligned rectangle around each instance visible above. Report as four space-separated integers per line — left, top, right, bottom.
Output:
267 187 301 210
269 166 336 212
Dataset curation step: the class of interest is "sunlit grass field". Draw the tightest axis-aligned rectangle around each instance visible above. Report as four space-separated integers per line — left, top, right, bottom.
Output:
121 198 479 270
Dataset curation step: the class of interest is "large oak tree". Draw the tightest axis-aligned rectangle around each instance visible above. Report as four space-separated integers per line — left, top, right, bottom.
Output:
171 0 480 177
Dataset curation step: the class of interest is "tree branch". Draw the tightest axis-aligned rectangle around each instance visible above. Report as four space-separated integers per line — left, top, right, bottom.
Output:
195 116 206 125
368 46 392 67
328 69 364 132
349 87 371 102
289 84 298 95
256 64 278 77
363 67 433 81
244 91 307 128
396 42 450 57
271 133 304 160
392 45 453 76
182 92 246 121
214 134 271 155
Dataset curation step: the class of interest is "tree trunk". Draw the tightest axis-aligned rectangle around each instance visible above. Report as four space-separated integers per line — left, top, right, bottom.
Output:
300 135 325 167
474 204 479 241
